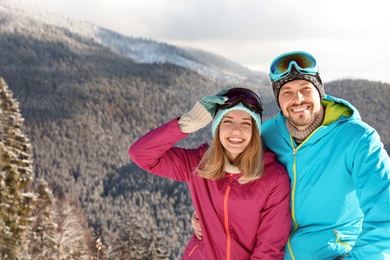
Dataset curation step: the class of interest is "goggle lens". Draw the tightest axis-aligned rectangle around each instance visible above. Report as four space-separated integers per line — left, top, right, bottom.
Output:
216 88 263 116
269 51 318 81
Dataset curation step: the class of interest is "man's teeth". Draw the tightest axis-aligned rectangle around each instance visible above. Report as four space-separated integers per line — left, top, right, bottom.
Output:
292 107 306 112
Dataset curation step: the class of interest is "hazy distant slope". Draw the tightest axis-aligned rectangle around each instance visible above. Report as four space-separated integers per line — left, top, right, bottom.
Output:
0 0 264 84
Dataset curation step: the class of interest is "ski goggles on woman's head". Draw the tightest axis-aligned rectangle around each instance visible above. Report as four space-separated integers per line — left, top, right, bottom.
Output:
216 87 263 117
269 51 319 82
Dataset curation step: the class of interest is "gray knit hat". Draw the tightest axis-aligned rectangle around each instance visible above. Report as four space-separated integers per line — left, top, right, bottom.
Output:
271 68 324 105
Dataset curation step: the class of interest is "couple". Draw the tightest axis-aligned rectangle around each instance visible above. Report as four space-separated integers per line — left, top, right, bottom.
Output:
129 51 390 259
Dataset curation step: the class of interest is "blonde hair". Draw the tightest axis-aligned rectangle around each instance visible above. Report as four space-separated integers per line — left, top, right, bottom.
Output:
196 118 264 184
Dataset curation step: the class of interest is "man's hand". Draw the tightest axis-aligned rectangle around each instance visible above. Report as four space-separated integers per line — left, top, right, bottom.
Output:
191 211 202 240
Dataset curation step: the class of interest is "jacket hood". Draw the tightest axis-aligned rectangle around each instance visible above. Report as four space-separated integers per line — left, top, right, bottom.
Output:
321 94 360 125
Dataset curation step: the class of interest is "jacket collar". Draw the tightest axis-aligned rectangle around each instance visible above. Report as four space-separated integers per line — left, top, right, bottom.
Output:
276 95 360 145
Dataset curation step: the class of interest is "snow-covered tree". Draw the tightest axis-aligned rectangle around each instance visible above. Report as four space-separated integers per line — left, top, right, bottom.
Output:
0 77 35 259
50 183 92 259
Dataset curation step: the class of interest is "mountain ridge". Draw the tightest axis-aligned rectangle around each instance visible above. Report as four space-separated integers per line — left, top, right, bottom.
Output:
1 0 262 84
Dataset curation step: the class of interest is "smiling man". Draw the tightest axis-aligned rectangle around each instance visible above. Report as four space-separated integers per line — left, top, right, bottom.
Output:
262 51 390 259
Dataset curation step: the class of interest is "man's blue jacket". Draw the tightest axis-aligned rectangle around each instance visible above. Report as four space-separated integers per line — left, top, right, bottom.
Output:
262 94 390 259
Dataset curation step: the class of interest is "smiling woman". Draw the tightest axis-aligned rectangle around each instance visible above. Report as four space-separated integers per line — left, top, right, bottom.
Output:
218 110 254 161
129 87 291 259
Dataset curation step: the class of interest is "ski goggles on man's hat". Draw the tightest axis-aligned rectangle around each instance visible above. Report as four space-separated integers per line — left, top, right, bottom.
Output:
269 51 319 82
216 87 263 117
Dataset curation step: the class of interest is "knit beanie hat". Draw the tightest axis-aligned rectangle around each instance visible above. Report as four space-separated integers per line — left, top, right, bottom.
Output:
271 68 324 106
212 102 262 137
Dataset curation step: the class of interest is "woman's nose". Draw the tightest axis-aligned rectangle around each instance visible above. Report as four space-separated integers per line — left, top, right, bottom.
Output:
231 123 241 131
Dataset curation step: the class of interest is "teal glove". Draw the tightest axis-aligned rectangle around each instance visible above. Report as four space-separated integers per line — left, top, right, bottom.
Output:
199 88 228 116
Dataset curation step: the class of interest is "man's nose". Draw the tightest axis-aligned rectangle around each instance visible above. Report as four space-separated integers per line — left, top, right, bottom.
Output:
292 91 304 102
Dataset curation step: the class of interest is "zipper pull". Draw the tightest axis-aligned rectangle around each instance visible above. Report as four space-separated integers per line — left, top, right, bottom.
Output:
293 148 297 155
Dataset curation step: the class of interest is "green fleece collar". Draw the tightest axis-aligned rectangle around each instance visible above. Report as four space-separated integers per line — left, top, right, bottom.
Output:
321 100 353 126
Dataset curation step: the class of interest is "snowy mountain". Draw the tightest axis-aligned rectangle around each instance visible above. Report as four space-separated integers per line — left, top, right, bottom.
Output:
0 0 266 84
1 1 389 258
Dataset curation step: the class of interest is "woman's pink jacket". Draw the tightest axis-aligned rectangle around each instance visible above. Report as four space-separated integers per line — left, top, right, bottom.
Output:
129 118 291 260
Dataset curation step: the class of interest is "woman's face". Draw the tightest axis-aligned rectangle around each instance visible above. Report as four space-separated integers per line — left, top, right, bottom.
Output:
218 110 253 162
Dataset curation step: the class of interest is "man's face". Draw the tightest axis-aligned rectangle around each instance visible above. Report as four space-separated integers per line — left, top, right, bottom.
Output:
278 79 322 131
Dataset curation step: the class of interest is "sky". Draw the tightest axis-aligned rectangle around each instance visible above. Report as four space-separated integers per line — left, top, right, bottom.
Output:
17 0 390 84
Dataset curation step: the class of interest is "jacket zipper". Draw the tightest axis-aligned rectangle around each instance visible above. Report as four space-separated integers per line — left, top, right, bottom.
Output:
224 174 234 260
287 138 298 260
188 240 204 257
287 127 323 260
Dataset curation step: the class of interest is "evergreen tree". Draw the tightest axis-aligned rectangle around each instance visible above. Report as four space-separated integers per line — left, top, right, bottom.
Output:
0 77 35 259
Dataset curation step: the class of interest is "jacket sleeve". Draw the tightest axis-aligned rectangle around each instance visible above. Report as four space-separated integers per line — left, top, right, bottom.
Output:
128 118 203 182
346 127 390 259
251 161 292 259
